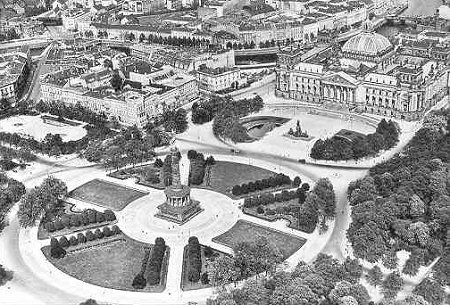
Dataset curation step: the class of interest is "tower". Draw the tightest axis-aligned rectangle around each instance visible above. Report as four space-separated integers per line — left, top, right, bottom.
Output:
155 147 203 224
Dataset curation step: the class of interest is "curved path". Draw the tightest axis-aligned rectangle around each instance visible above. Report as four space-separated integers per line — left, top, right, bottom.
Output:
0 113 379 305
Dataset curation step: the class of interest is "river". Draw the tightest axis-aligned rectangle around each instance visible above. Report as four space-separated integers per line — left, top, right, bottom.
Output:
377 0 444 37
401 0 443 16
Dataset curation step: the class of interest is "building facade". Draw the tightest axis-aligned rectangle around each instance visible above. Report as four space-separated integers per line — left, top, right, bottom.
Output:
275 32 450 120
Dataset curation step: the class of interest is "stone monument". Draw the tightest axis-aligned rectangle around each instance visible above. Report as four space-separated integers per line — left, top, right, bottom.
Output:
155 147 203 224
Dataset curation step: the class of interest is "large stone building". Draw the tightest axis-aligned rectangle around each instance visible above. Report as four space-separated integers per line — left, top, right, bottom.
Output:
40 61 199 127
275 32 450 120
196 65 243 92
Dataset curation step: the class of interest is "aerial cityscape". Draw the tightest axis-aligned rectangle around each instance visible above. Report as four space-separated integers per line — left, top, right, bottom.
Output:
0 0 449 304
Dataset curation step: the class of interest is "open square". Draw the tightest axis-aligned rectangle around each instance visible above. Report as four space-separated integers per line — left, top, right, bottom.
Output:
69 179 148 210
212 220 306 258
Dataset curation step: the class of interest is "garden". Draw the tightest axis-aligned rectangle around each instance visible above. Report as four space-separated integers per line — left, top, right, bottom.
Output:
181 237 228 291
43 234 169 292
212 220 306 259
68 179 148 210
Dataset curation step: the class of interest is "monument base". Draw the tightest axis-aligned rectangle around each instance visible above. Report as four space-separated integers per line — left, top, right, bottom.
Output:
155 199 203 225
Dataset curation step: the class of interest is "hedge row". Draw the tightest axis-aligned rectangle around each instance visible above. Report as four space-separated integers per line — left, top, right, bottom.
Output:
44 209 116 233
132 248 151 289
186 237 202 283
243 186 309 209
147 237 166 286
49 225 121 259
187 150 215 186
231 174 300 196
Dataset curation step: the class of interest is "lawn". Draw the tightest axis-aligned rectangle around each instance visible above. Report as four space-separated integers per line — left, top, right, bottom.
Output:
212 220 306 259
69 179 148 210
201 161 276 194
42 237 168 292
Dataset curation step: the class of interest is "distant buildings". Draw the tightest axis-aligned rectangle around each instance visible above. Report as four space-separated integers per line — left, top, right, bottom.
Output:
275 31 450 120
0 48 30 103
196 65 243 92
40 56 199 127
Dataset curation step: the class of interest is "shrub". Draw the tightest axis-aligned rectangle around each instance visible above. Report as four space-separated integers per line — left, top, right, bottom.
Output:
111 225 121 235
147 237 166 285
103 226 112 237
204 246 214 258
69 235 78 246
50 244 66 259
54 219 64 230
77 233 86 244
187 237 202 283
61 215 71 228
86 230 95 241
70 214 81 227
132 272 147 289
45 222 56 232
301 183 310 192
81 212 90 225
293 176 302 187
205 156 215 166
232 185 242 196
59 236 69 248
94 228 104 239
201 272 209 285
104 209 116 221
50 237 59 248
256 206 265 214
266 209 276 216
154 158 163 168
87 209 97 224
96 211 105 223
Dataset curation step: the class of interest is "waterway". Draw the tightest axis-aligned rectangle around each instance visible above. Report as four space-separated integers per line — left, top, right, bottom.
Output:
376 0 444 37
401 0 443 17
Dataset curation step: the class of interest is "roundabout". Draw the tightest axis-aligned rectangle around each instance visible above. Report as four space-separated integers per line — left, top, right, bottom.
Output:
117 188 241 248
12 150 336 305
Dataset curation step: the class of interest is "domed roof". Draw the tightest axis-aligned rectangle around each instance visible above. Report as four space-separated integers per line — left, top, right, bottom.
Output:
342 32 393 56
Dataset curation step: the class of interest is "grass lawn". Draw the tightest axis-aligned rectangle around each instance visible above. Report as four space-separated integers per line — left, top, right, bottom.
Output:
212 220 306 259
69 179 148 210
42 236 168 292
201 161 276 194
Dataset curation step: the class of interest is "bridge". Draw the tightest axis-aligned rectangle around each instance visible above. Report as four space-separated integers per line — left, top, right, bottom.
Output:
234 47 279 57
335 29 363 42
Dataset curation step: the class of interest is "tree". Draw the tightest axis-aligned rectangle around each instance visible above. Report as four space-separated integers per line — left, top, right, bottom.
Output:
382 271 403 299
110 73 123 92
413 278 445 305
366 265 382 286
208 255 239 287
0 265 13 286
132 272 147 289
18 177 67 227
79 300 99 305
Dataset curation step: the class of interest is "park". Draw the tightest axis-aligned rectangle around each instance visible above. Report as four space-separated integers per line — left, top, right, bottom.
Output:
0 93 448 305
